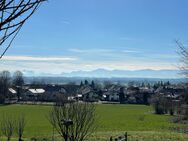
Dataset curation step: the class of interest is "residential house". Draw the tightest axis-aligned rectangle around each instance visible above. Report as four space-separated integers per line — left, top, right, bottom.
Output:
103 85 121 101
5 88 18 103
77 85 98 102
23 88 45 101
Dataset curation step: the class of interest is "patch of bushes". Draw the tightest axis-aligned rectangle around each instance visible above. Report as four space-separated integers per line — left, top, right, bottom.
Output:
150 94 176 115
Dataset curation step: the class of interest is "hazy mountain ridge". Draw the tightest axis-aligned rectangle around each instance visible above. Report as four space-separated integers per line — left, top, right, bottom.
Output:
61 69 181 79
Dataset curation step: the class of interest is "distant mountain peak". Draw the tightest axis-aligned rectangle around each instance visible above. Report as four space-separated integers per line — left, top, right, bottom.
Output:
61 69 180 79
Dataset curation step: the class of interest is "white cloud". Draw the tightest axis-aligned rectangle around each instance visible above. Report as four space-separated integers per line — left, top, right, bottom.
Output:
68 48 114 53
61 20 70 25
1 55 77 61
0 53 179 76
152 54 179 59
0 59 178 76
75 61 178 71
122 50 140 53
68 48 87 53
69 48 142 54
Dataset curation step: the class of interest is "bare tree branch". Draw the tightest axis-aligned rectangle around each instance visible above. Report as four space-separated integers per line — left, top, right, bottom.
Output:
176 40 188 78
49 99 97 141
0 114 15 141
0 0 46 58
15 114 26 141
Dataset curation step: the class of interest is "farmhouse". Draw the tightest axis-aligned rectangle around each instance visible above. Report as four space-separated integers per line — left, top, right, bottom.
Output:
22 88 45 101
8 88 17 97
103 85 122 101
4 88 18 103
43 85 66 101
103 91 119 101
77 85 99 102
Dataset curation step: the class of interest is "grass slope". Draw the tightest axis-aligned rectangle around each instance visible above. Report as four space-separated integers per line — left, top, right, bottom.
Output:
0 104 187 140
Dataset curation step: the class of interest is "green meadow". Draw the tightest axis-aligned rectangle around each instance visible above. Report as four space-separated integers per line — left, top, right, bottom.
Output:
0 104 187 141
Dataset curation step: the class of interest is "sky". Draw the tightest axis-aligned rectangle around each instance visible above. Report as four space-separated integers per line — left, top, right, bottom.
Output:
1 0 188 76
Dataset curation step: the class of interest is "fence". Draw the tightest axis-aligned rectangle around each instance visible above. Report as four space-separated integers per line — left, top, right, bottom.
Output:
110 132 128 141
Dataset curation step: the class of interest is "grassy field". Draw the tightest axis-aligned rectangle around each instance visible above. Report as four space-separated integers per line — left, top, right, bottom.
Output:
0 104 187 141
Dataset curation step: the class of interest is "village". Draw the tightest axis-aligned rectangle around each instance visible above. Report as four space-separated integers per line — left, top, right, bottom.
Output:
5 80 186 105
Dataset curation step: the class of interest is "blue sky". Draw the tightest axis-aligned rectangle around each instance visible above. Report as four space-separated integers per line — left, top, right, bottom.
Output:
1 0 188 76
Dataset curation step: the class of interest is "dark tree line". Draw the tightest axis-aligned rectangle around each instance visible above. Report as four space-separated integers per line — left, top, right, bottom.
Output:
80 80 96 89
0 70 24 104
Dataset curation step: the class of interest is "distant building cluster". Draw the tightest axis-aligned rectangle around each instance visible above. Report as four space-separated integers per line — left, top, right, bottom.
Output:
5 80 187 105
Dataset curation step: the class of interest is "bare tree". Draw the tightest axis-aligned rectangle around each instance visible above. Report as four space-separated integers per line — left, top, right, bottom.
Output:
13 71 24 87
177 40 188 103
13 70 24 101
173 41 188 122
0 114 15 141
0 70 11 103
15 114 26 141
177 40 188 75
49 100 96 141
0 0 46 58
